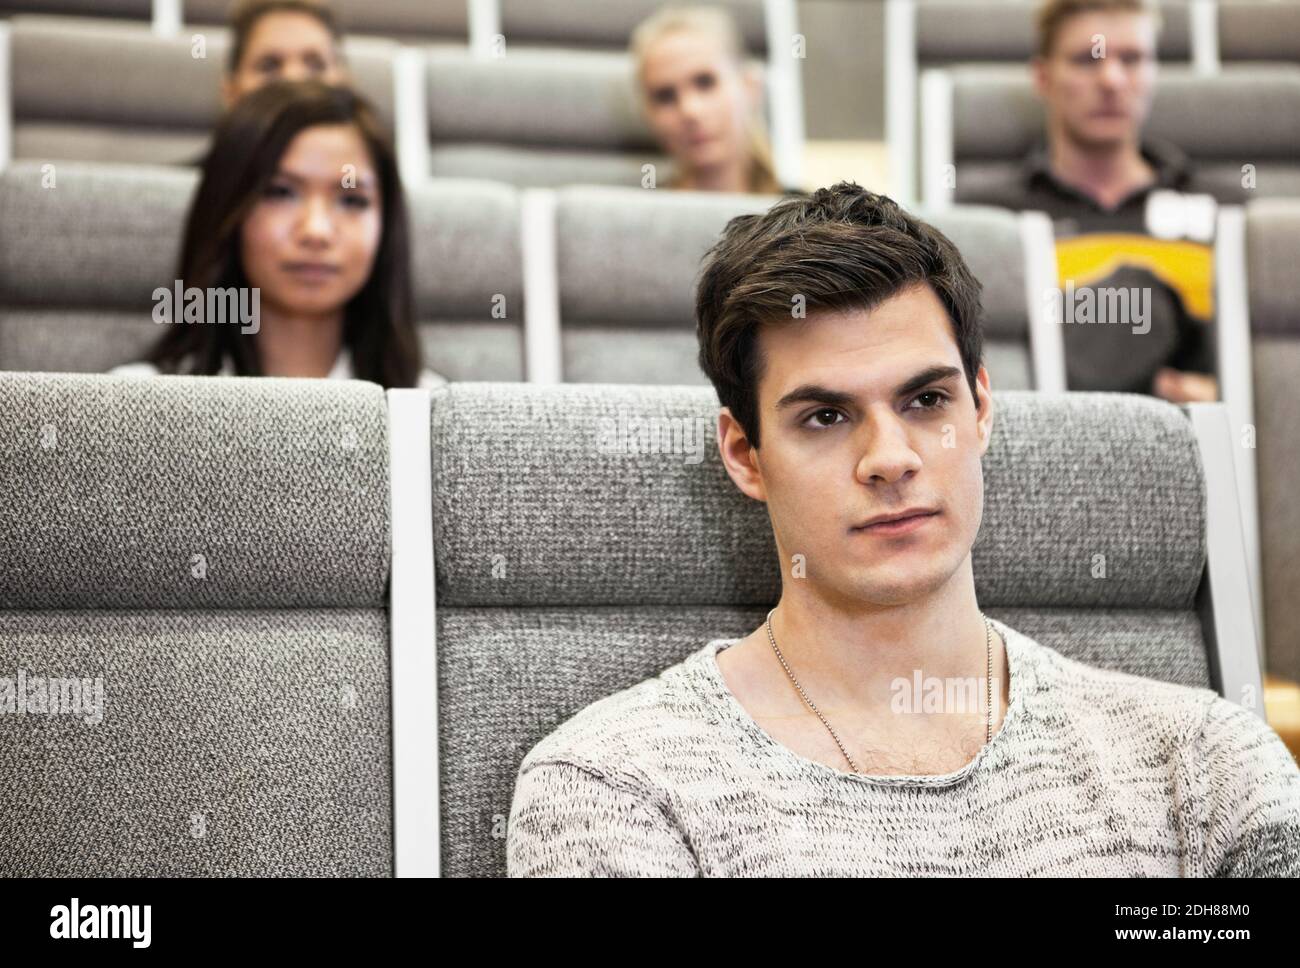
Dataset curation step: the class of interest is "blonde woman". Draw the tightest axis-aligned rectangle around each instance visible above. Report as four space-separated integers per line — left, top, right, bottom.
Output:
631 5 789 194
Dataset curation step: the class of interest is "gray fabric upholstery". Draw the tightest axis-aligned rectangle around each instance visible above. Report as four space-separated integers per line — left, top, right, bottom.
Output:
498 0 768 54
951 66 1300 201
408 178 526 380
183 0 469 40
0 373 389 608
9 17 396 166
423 46 760 187
1219 1 1300 62
0 609 392 876
430 385 1205 609
429 384 1212 877
551 189 1036 386
1246 199 1300 683
0 0 149 18
0 161 195 372
916 0 1191 63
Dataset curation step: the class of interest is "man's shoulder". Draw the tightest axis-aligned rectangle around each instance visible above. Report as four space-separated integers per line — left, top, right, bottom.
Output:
517 641 724 781
1008 623 1221 741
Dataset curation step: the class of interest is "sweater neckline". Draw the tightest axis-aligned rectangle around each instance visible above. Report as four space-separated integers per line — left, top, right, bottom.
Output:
696 617 1038 789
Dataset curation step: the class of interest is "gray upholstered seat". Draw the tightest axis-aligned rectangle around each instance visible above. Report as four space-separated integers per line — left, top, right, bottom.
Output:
1244 198 1300 684
422 45 673 188
0 160 195 373
429 383 1241 877
6 15 398 167
0 372 393 876
546 186 1046 389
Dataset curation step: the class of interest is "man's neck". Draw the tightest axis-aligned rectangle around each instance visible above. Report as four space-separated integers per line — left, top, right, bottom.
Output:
1046 126 1156 210
764 574 994 720
255 307 345 378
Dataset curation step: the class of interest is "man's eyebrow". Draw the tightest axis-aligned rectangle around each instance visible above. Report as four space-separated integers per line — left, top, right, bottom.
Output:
773 365 963 411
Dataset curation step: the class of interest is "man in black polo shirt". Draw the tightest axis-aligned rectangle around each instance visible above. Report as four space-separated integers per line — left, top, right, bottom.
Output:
961 0 1246 402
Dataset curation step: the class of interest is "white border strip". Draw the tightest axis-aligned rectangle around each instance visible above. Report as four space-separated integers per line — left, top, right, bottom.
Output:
1190 0 1220 76
520 187 562 384
885 0 918 205
1019 210 1067 393
387 387 440 877
1212 205 1263 664
468 0 501 59
1187 402 1265 718
394 47 430 189
919 68 954 211
0 23 12 173
763 0 805 189
152 0 182 36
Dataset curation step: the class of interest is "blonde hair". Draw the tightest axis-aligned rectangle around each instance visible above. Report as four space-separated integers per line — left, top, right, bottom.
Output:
630 4 782 194
1035 0 1163 58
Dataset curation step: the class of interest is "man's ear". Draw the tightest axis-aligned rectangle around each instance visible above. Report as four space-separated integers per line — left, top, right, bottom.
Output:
717 407 767 503
974 365 994 456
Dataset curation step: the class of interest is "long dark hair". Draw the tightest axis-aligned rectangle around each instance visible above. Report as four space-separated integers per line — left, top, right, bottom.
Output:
147 79 421 388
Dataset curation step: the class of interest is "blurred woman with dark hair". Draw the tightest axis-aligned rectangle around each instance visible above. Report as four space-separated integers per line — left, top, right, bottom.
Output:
116 80 442 389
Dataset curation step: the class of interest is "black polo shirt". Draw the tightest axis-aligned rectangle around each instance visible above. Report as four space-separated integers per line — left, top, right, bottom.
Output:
963 138 1243 394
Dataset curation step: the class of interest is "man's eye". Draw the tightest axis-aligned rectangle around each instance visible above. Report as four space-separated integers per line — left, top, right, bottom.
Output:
910 391 951 411
256 56 283 75
695 72 717 91
804 408 844 429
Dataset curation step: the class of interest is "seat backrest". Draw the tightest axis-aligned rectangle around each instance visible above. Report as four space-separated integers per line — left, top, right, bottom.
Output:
182 0 469 42
497 0 767 54
408 177 526 381
1245 197 1300 685
0 160 194 373
0 0 148 18
551 185 774 383
429 383 1218 877
422 45 772 188
548 189 1044 388
8 16 397 166
0 372 393 876
916 0 1191 66
1219 1 1300 64
947 65 1300 204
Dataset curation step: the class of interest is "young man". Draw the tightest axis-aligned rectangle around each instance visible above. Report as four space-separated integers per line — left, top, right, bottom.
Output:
960 0 1240 403
505 183 1300 877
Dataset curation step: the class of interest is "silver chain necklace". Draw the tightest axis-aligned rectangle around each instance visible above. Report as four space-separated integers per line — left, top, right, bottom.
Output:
764 608 995 775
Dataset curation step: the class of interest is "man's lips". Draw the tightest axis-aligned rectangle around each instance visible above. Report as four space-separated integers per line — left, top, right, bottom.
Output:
852 509 940 536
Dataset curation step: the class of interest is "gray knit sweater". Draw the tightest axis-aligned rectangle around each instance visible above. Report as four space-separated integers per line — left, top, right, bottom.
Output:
506 617 1300 876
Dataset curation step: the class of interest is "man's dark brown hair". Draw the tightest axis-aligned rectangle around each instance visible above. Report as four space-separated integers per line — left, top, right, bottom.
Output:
695 181 985 450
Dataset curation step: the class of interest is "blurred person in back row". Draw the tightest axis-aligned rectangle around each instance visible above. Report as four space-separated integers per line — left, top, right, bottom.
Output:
631 4 794 195
962 0 1241 403
222 0 347 108
115 81 444 389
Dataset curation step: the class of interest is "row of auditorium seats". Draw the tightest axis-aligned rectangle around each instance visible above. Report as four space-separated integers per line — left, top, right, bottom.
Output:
889 0 1300 204
0 160 1054 388
0 0 768 49
0 373 1263 875
0 1 805 187
2 160 1297 683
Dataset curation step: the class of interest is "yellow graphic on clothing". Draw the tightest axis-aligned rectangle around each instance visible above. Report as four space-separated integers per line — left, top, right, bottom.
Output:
1054 234 1213 320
